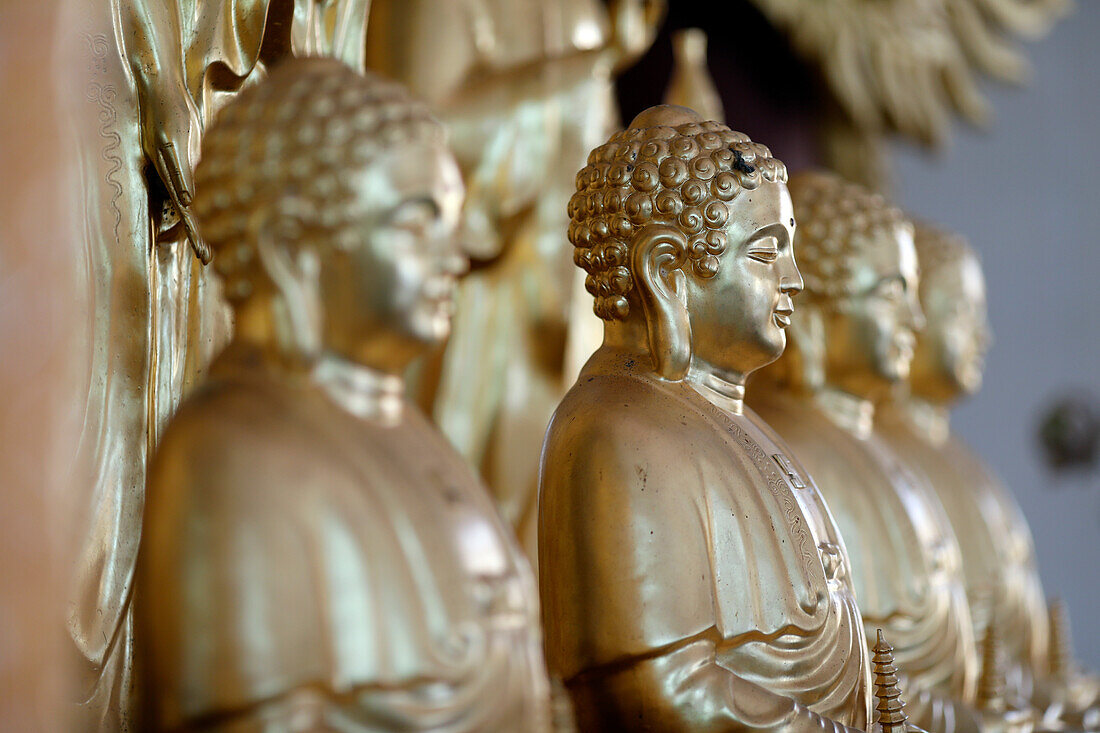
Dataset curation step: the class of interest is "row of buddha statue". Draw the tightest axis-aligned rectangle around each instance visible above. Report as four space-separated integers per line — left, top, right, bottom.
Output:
98 57 1094 731
69 5 659 720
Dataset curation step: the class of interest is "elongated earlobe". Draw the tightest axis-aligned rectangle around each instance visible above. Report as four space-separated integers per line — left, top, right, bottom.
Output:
632 224 692 381
252 207 323 360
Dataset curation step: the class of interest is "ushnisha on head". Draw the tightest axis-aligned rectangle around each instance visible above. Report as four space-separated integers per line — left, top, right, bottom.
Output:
193 58 465 374
764 171 923 399
908 222 991 403
569 105 801 382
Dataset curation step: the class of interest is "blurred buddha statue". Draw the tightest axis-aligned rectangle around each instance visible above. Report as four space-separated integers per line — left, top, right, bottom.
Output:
878 224 1048 693
751 171 982 733
134 59 552 731
877 221 1098 728
539 105 875 731
365 0 665 562
68 3 370 727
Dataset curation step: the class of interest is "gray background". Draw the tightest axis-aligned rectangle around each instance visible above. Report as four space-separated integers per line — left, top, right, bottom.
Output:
892 1 1100 667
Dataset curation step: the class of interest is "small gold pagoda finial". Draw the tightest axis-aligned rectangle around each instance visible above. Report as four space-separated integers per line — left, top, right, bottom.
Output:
977 613 1042 733
1048 598 1074 679
977 614 1007 713
873 629 909 733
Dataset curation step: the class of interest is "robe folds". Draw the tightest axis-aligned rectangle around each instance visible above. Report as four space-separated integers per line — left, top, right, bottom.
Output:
68 2 369 726
752 389 978 731
879 409 1049 689
539 351 871 731
136 352 551 731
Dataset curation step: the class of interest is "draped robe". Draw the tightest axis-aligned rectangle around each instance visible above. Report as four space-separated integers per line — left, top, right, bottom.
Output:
879 406 1049 694
364 0 622 562
752 389 979 732
135 350 552 731
67 2 368 727
539 351 871 731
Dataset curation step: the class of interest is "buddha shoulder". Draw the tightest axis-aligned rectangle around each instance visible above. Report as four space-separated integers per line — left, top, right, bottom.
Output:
545 373 715 476
146 377 359 510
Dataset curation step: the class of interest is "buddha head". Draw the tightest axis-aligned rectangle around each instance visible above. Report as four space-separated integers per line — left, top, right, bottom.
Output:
766 171 923 400
193 58 465 375
569 105 800 382
907 223 991 404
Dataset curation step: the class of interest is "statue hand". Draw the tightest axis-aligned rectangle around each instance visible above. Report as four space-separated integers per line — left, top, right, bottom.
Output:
156 141 210 264
140 87 211 264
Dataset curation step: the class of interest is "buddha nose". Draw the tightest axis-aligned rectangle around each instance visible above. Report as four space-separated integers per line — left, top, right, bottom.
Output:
447 240 471 277
780 254 804 296
448 252 469 278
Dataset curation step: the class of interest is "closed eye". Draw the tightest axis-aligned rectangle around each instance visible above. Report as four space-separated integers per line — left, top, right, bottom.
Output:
387 197 442 235
870 277 905 302
747 235 779 263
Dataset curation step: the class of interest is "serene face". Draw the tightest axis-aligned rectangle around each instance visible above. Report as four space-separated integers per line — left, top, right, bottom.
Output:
910 254 990 403
686 180 803 379
824 223 924 399
320 140 466 373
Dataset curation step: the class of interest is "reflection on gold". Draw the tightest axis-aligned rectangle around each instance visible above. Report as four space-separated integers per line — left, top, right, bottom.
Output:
874 630 913 733
880 224 1049 698
134 59 552 731
1040 600 1100 729
974 615 1038 733
752 171 982 732
45 1 1096 729
663 28 725 124
540 106 874 731
365 0 664 563
67 3 370 728
878 222 1100 730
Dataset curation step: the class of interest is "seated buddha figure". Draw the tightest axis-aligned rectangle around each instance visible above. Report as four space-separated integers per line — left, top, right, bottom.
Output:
879 224 1045 690
133 59 552 731
750 172 980 733
879 224 1099 728
539 105 873 732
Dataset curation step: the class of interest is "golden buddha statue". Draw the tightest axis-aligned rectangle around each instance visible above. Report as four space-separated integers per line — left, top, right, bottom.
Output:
877 224 1050 697
875 224 1100 731
68 3 370 727
364 0 664 562
134 59 552 731
750 171 981 733
539 105 874 731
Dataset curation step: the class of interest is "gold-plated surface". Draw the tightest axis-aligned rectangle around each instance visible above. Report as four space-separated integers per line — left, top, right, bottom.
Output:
664 29 725 124
68 3 371 728
134 59 551 731
975 617 1038 733
364 0 664 562
875 630 913 733
72 4 374 726
1037 601 1100 730
751 171 981 733
539 106 874 731
878 224 1051 699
